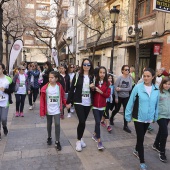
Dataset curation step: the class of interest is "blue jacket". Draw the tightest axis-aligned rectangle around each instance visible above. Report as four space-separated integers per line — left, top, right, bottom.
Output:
27 70 40 89
125 82 159 122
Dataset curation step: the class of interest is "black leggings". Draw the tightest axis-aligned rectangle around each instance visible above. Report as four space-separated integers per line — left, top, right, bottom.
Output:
134 121 150 163
15 94 26 112
154 118 170 153
28 87 39 106
110 97 129 127
74 104 91 140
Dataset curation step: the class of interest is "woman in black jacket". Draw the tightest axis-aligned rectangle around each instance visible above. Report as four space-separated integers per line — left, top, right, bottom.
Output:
66 58 94 152
59 65 70 118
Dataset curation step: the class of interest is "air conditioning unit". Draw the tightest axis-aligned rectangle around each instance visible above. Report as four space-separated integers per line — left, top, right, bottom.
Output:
127 25 143 38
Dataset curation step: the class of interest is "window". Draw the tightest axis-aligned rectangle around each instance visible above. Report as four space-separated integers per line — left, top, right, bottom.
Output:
63 10 68 18
25 4 34 9
139 0 153 19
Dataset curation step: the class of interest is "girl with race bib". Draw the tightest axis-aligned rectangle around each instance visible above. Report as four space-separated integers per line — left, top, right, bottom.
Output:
66 58 94 152
40 71 66 151
92 66 110 150
13 65 30 117
0 63 14 140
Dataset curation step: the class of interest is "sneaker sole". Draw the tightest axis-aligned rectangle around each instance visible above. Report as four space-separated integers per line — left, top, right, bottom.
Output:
159 156 167 163
133 152 139 159
92 137 98 142
98 147 104 150
152 146 160 153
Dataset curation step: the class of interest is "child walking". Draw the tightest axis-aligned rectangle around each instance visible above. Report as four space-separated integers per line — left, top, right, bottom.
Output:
101 74 115 132
92 66 110 150
40 71 66 151
153 77 170 162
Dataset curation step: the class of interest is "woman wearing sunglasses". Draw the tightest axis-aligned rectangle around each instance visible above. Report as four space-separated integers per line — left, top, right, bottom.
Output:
13 65 30 117
66 58 94 152
110 65 132 133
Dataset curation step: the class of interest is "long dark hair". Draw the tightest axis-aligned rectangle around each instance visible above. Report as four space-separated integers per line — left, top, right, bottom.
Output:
95 66 109 86
45 61 53 71
60 64 68 75
108 74 114 85
0 63 6 74
159 77 170 93
79 58 94 77
143 68 156 84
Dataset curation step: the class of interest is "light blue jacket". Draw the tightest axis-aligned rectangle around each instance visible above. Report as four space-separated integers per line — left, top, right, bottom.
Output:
125 82 159 122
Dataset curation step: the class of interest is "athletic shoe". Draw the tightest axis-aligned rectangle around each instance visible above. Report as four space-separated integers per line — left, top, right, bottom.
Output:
101 121 106 127
15 111 19 117
97 142 104 150
55 141 62 151
29 106 33 110
133 149 139 159
159 153 167 162
70 107 75 113
76 141 82 152
3 126 8 136
123 126 131 133
110 118 114 125
152 144 160 153
67 113 71 118
92 134 98 142
60 114 64 119
20 112 24 117
81 139 86 148
107 126 112 132
47 137 52 145
140 163 147 170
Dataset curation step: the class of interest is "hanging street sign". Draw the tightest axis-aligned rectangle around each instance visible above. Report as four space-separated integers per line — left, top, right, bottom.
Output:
153 0 170 13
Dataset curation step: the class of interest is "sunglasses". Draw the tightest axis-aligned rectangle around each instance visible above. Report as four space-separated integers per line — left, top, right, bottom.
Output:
124 69 130 71
83 63 91 67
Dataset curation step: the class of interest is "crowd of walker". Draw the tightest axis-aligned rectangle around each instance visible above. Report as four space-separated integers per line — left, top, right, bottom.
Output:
0 59 169 170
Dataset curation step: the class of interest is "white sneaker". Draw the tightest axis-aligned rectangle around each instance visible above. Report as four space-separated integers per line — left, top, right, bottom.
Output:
70 107 75 113
29 106 33 110
81 139 86 148
76 141 82 152
67 113 71 118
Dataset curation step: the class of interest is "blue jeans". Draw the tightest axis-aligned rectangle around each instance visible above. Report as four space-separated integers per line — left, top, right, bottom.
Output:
93 109 104 139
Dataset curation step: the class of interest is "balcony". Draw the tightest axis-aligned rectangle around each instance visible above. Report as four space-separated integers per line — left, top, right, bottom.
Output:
86 28 122 48
78 40 87 51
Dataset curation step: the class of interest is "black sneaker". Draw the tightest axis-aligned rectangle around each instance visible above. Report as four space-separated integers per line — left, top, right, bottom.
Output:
159 153 167 162
110 118 114 125
47 137 52 145
123 126 131 133
55 141 62 151
3 126 8 136
152 144 160 153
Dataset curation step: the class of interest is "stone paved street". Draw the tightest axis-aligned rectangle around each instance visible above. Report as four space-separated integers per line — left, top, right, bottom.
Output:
0 96 170 170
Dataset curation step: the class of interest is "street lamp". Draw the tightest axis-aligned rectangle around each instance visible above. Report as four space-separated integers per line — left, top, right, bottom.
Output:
110 6 120 73
66 37 72 64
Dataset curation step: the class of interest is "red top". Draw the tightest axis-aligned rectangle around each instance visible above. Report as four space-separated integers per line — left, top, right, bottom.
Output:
93 82 111 108
40 82 66 116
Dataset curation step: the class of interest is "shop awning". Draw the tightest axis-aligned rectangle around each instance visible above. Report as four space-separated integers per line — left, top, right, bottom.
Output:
118 38 164 48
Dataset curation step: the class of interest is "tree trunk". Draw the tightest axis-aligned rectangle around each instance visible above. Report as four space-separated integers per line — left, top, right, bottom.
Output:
134 0 140 83
0 8 3 63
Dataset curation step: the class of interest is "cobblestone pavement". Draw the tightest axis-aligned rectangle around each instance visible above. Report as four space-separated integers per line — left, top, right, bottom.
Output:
0 96 170 170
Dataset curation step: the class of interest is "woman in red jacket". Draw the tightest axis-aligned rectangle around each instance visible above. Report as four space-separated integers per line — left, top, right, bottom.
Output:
40 71 66 151
91 66 111 150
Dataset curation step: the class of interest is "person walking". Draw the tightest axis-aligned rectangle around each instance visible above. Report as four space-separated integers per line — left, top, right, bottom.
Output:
152 77 170 162
59 65 70 118
110 65 132 133
0 63 14 140
66 58 94 152
125 68 159 170
13 65 30 117
27 63 40 110
40 71 66 151
100 74 115 132
92 66 111 150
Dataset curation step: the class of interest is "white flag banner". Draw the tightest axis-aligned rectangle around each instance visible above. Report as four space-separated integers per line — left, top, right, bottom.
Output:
9 39 23 75
51 48 58 67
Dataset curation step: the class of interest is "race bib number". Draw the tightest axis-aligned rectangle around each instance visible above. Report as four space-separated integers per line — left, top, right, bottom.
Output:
0 95 6 101
48 96 59 105
82 91 90 98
